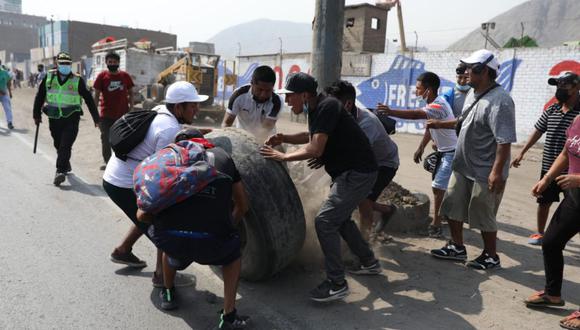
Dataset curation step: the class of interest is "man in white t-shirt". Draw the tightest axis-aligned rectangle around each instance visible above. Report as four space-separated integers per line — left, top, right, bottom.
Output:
102 81 208 287
222 65 282 141
378 72 457 238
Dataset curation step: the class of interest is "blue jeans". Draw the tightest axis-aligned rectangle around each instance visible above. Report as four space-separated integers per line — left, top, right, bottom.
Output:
0 94 12 125
432 151 454 190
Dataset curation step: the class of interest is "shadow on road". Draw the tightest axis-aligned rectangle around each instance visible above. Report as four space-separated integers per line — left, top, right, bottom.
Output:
58 173 107 197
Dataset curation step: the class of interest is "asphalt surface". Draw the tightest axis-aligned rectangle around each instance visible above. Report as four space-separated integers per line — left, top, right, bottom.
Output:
1 88 579 330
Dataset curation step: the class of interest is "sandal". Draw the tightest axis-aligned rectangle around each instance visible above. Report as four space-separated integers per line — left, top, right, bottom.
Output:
525 290 565 307
560 311 580 330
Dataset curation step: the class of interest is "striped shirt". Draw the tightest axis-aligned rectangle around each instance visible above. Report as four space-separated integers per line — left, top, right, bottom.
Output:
534 102 580 173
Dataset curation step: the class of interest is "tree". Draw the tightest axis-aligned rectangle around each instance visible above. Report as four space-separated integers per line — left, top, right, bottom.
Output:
504 35 538 48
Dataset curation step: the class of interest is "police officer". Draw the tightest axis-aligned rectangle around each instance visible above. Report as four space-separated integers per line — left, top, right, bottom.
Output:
33 52 99 186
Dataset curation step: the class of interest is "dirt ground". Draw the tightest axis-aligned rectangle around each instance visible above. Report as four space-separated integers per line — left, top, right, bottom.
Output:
4 87 580 329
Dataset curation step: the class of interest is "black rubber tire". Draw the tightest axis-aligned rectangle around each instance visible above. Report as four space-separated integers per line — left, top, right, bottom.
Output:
206 128 306 281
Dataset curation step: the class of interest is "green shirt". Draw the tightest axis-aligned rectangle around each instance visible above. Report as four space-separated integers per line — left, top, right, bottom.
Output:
0 69 10 93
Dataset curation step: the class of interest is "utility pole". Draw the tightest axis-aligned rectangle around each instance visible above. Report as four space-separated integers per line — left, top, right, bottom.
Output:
311 0 345 91
278 37 283 70
481 22 495 49
50 15 55 61
237 42 241 56
520 22 525 47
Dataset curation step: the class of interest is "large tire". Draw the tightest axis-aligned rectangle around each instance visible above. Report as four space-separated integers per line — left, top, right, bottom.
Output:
206 128 306 281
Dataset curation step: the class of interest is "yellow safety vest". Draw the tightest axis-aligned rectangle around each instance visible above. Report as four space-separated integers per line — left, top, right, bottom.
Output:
44 71 82 119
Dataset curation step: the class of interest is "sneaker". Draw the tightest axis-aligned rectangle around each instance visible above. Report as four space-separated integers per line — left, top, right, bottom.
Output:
349 260 382 275
309 279 349 302
219 309 250 330
466 252 501 270
7 122 14 130
53 172 66 186
110 250 147 268
159 287 178 310
528 233 543 245
430 241 467 261
428 225 443 238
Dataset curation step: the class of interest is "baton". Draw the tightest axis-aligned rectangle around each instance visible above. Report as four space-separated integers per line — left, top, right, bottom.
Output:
33 122 39 154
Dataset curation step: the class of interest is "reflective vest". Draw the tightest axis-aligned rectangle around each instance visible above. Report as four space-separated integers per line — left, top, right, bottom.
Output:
43 71 82 119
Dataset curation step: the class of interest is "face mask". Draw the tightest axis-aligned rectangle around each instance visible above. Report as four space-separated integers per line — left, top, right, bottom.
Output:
555 88 571 103
416 90 429 104
58 65 71 76
456 84 470 92
107 64 119 72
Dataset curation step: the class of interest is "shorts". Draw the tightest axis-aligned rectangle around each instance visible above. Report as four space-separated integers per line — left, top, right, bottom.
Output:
440 171 504 232
151 227 241 270
537 170 563 204
103 180 151 236
367 166 397 201
432 151 454 190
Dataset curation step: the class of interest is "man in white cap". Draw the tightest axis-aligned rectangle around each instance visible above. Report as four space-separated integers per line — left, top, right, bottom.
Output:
102 81 208 286
429 49 516 270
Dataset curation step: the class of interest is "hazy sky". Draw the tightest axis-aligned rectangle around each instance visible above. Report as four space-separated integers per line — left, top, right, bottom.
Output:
22 0 530 50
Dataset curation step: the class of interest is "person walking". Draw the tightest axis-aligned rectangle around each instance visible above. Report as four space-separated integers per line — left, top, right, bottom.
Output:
33 52 99 186
93 51 135 170
511 72 580 245
0 60 13 129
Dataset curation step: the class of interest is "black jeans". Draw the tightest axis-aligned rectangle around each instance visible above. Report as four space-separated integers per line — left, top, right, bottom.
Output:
48 113 80 173
99 117 116 163
543 188 580 296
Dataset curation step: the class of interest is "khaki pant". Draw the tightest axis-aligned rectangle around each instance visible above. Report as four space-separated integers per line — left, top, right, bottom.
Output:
440 171 504 232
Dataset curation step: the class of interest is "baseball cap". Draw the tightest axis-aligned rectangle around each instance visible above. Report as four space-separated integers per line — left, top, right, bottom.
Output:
548 72 579 86
165 81 209 103
277 72 318 94
56 52 72 64
460 49 500 74
174 127 204 142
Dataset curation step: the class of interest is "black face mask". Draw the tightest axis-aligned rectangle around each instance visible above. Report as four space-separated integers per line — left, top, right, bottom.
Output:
107 64 119 72
555 88 571 103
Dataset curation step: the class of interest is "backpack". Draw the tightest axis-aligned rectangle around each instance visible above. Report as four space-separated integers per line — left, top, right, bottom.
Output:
109 110 158 161
133 140 223 214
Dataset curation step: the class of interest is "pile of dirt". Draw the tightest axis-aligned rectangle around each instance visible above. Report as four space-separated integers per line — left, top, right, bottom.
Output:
377 181 420 206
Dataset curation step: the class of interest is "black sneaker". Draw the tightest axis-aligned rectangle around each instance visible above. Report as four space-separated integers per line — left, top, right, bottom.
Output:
53 172 66 186
349 260 382 275
110 250 147 268
219 309 250 329
430 241 467 261
466 252 501 270
309 279 349 302
7 122 14 130
160 287 178 310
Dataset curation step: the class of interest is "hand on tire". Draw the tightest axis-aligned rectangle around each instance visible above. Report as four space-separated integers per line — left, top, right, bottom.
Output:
265 133 283 147
259 145 286 161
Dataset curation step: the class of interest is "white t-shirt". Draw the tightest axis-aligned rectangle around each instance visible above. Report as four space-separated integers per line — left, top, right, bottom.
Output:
423 96 457 152
103 105 181 188
226 85 282 136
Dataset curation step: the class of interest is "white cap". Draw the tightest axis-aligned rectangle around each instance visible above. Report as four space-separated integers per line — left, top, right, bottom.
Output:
460 49 500 74
165 81 209 103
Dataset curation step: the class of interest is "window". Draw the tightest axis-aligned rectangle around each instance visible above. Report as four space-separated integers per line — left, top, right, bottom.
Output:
346 17 355 28
371 17 380 30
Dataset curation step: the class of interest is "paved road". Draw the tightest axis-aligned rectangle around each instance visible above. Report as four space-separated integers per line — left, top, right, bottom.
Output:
1 88 579 329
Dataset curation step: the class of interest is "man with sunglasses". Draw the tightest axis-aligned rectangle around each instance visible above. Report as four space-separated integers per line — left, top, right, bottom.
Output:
430 49 516 270
511 72 580 245
443 63 471 118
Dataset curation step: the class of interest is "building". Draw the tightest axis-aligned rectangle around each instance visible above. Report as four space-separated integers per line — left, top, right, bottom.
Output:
0 0 21 14
35 20 177 62
188 42 215 55
343 3 388 53
0 11 46 63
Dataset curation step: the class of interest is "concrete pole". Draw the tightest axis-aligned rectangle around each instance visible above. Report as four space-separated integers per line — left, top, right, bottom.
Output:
311 0 345 92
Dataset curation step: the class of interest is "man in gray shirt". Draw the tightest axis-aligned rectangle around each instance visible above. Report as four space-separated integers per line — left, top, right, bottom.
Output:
324 80 399 240
429 49 516 270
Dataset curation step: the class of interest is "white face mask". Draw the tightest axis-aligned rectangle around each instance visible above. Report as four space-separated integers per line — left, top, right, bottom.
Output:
417 89 429 103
